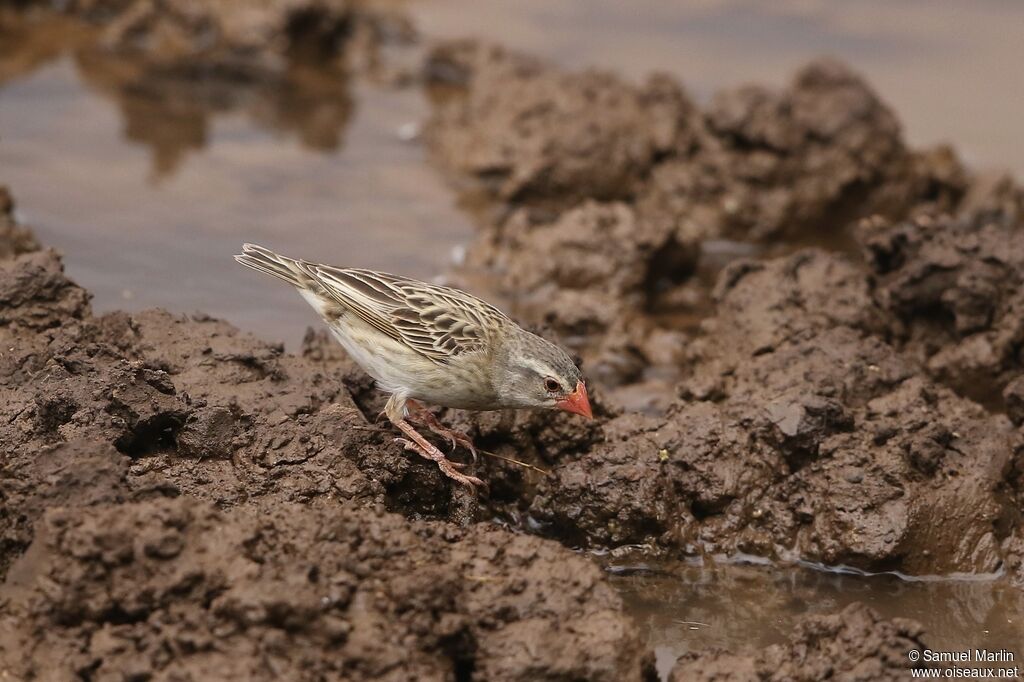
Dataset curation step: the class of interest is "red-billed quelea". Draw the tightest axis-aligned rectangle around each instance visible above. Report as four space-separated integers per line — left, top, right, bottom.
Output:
234 243 592 488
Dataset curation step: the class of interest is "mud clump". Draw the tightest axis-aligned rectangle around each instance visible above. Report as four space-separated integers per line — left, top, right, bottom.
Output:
0 497 653 681
0 189 88 330
0 186 39 260
463 200 695 386
427 42 965 244
670 603 936 682
531 250 1021 577
858 205 1024 412
427 41 689 205
0 201 654 680
639 62 964 245
420 39 1024 584
0 440 129 579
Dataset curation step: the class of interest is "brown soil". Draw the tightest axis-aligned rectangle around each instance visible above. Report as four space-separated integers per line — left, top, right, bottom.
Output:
0 190 653 679
1 497 651 680
3 2 1023 680
425 40 1024 586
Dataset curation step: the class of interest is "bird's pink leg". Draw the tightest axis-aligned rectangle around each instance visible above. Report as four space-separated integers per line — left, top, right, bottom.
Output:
392 418 484 489
405 399 479 463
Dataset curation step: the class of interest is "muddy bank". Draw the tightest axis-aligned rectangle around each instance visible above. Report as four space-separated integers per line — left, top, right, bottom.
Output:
425 42 967 400
0 190 654 679
663 251 1011 575
0 497 651 680
426 41 965 242
0 186 960 678
860 201 1024 413
424 41 1024 584
0 188 473 564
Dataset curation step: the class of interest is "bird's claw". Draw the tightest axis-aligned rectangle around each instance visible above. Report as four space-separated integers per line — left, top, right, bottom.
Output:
446 433 477 463
393 438 478 485
459 437 478 464
437 429 476 461
406 405 479 463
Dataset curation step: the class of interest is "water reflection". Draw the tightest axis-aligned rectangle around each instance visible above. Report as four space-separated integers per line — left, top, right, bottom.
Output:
607 557 1023 680
0 11 474 348
0 12 353 179
410 0 1024 177
75 52 353 178
0 12 93 84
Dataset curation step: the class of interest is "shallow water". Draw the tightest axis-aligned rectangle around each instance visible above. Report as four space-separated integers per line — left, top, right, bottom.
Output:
1 4 1022 676
0 16 473 347
607 557 1023 679
411 0 1024 177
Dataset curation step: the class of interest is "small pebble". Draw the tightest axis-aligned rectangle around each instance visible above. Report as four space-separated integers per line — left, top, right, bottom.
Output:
397 122 420 141
450 244 466 265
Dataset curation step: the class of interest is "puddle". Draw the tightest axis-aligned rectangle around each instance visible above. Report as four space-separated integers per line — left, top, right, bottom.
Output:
410 0 1024 177
605 557 1024 680
0 15 474 349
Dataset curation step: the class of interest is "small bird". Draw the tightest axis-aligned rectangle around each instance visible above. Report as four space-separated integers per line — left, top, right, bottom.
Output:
234 243 592 488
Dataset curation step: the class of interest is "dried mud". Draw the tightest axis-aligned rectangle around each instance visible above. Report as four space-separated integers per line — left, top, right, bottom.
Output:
3 4 1024 680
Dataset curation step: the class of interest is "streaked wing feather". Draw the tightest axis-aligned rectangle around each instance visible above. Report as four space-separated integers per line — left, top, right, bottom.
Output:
307 265 508 364
307 266 406 343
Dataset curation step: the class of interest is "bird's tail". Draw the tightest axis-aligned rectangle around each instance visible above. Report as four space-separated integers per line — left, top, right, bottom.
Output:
234 243 309 289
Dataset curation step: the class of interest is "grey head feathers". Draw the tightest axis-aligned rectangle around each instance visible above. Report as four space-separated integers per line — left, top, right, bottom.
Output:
501 327 582 395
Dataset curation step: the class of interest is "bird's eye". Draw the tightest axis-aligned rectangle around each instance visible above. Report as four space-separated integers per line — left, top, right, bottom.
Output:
543 377 561 393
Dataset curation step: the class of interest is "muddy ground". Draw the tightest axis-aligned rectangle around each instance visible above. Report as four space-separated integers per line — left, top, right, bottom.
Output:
2 1 1023 680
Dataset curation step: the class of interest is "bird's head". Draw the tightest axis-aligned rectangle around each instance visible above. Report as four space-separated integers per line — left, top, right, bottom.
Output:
496 331 592 418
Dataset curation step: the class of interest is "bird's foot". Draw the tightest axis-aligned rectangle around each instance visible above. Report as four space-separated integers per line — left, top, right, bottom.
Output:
394 438 484 488
422 421 479 463
406 401 479 463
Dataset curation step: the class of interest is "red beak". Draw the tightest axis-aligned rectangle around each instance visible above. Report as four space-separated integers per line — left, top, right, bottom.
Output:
556 380 593 419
